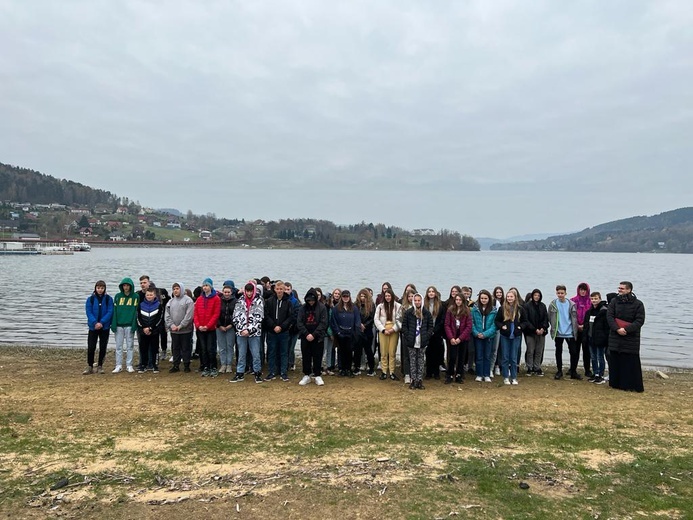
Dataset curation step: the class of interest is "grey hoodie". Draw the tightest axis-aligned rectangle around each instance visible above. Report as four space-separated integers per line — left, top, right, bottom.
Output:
165 282 195 334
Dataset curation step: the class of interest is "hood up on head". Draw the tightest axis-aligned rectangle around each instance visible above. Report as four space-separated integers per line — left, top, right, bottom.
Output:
119 277 135 293
172 282 186 298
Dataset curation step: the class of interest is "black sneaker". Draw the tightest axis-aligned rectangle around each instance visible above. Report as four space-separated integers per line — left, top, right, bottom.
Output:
554 371 563 380
536 369 544 377
570 372 583 380
588 375 598 383
169 366 180 373
367 369 376 377
379 373 387 380
585 371 594 379
264 373 276 381
183 365 191 373
254 372 263 384
390 373 400 381
230 373 244 383
352 369 362 376
595 376 606 385
444 377 453 385
455 375 464 384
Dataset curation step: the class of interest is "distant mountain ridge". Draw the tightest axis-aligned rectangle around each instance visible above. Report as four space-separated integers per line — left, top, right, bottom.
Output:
490 208 693 253
476 232 569 250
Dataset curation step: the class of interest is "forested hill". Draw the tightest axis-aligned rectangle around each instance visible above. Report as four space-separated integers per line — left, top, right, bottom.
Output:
490 208 693 253
0 162 116 206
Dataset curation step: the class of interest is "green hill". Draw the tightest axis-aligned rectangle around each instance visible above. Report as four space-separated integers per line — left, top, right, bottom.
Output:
490 208 693 253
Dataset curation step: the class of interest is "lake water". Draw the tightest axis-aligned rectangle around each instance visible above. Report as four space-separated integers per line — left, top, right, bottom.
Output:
0 248 690 369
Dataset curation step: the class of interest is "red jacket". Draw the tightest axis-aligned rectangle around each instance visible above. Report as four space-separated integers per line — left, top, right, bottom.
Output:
194 291 221 330
444 310 472 342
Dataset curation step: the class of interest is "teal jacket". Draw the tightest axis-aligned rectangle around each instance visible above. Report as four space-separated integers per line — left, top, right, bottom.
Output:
111 277 140 332
471 304 498 339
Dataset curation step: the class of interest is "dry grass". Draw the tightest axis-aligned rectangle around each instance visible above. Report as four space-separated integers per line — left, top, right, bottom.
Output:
0 346 691 519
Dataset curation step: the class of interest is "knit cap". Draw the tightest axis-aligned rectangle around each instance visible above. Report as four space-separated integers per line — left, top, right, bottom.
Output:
223 279 235 290
202 277 213 288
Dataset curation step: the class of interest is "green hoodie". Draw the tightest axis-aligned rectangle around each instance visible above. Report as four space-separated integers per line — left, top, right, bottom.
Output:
111 277 140 332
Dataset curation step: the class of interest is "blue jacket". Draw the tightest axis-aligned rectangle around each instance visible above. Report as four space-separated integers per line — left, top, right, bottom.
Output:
86 293 114 330
471 304 497 339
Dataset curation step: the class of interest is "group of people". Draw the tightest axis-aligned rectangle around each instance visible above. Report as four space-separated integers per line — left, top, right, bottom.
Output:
85 276 646 392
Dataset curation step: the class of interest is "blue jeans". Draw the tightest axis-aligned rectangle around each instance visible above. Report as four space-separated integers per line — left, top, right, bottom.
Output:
216 328 235 367
266 331 289 376
237 335 262 374
114 326 135 367
500 335 521 380
324 336 336 369
474 336 493 377
590 343 606 377
288 332 298 366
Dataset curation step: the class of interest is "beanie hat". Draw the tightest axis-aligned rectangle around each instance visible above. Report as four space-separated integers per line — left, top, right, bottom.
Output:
202 277 213 287
223 279 235 290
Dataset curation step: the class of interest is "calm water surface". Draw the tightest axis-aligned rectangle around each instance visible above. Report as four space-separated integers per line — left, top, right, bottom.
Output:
0 248 690 368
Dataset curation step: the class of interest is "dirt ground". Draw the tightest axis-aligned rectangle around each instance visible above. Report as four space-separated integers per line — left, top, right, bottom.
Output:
0 346 691 519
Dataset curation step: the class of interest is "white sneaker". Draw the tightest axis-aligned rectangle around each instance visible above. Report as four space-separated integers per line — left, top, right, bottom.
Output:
494 367 501 376
126 366 135 373
112 365 122 374
404 375 411 384
377 362 382 370
169 356 174 363
314 376 325 386
439 365 446 372
474 376 483 382
503 378 510 385
511 379 519 385
299 375 311 386
483 377 492 383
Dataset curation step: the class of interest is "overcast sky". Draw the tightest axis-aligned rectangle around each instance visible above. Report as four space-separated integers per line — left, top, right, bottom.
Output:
1 1 691 238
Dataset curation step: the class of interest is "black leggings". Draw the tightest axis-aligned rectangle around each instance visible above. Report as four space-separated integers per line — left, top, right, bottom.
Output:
447 340 468 378
353 331 375 371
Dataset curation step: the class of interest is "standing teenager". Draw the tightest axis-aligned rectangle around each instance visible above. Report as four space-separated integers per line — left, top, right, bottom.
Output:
549 285 580 380
217 281 237 374
330 290 361 377
354 288 376 376
84 280 113 374
231 281 265 383
444 294 471 384
399 290 415 383
495 289 523 385
194 278 221 377
137 286 164 373
111 277 139 373
297 288 328 386
374 288 402 380
472 290 497 382
521 289 549 376
490 286 505 376
166 282 194 373
424 286 445 380
401 293 433 389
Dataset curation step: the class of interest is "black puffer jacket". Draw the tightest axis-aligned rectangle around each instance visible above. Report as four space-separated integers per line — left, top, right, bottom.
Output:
607 293 645 354
584 301 609 347
401 307 433 349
